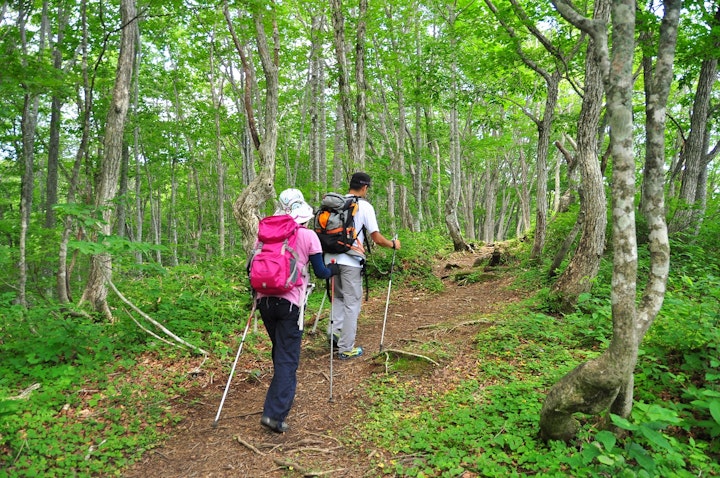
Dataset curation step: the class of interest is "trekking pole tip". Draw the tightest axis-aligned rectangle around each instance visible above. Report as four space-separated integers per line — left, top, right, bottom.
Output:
211 420 218 428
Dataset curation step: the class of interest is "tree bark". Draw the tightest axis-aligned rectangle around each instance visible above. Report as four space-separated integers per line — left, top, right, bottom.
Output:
331 0 368 171
57 0 91 304
541 0 678 441
80 0 138 319
550 0 609 309
671 6 720 234
225 1 281 253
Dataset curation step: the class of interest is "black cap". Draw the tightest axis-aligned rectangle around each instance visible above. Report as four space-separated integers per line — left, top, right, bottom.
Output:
350 172 371 189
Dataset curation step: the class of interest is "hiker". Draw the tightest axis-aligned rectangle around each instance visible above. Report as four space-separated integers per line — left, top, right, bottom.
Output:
254 188 338 433
324 172 401 360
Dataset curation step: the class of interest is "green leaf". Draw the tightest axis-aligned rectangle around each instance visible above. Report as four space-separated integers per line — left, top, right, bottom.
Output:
628 442 655 472
596 454 615 465
595 430 616 451
610 414 639 431
708 399 720 425
638 426 673 452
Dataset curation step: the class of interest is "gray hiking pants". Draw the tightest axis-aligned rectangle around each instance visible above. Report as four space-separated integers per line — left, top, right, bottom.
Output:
329 264 363 353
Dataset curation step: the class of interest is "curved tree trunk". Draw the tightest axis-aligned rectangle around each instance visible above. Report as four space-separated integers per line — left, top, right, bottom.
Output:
80 0 138 320
225 1 280 254
541 0 678 441
550 0 609 309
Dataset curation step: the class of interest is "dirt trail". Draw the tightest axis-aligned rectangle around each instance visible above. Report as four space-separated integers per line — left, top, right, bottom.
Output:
123 250 526 477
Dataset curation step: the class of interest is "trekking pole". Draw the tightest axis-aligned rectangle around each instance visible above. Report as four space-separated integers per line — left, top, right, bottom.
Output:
329 260 336 402
310 289 327 335
212 300 256 428
379 235 398 352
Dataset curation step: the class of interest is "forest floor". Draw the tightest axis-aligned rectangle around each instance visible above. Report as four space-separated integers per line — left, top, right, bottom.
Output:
123 247 530 477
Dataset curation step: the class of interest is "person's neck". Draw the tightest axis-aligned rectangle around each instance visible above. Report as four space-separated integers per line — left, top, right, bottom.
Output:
348 188 364 198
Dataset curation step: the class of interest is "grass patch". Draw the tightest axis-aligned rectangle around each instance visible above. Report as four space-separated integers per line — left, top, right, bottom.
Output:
355 291 720 477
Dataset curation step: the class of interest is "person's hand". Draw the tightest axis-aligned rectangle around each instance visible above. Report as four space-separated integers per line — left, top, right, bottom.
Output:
391 239 401 250
328 263 340 276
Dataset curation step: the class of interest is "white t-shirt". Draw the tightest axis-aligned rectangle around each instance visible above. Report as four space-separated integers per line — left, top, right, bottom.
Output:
324 196 379 268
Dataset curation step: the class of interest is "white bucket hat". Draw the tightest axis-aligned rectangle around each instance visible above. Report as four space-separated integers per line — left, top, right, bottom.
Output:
275 188 314 224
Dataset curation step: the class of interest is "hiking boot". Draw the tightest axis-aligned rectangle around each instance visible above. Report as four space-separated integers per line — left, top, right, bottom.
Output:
338 346 363 360
327 332 340 348
260 415 289 433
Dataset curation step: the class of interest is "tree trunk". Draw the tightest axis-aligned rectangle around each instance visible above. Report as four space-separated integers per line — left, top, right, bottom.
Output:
225 1 280 253
550 0 609 309
541 0 677 441
670 3 719 234
331 0 368 171
57 0 90 304
209 36 226 257
611 0 678 418
80 0 138 319
17 1 48 307
116 143 129 237
444 5 468 252
483 166 499 243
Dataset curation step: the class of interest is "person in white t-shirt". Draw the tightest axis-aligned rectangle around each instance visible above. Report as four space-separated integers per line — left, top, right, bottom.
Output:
255 189 338 433
324 172 401 360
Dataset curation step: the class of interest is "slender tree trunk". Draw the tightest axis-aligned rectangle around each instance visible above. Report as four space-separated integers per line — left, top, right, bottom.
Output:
309 14 324 202
550 0 609 309
45 3 68 229
515 148 532 234
133 110 143 264
410 10 424 232
17 2 48 306
80 0 138 319
116 143 129 237
541 0 677 440
58 0 90 303
444 5 467 252
529 73 559 260
209 35 226 257
671 4 719 234
331 0 368 171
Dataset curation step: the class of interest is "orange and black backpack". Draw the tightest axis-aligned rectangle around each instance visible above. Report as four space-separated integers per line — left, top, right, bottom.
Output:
314 193 365 257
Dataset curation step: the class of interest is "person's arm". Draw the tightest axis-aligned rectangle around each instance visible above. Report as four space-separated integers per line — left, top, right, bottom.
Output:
309 253 338 278
370 231 401 250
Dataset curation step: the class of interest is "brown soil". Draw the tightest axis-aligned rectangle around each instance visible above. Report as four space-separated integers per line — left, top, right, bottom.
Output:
122 248 528 477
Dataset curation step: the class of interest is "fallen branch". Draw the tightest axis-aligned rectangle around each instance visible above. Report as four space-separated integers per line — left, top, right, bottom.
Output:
304 431 343 446
235 436 265 456
371 349 439 366
106 274 209 356
123 307 180 349
448 318 493 332
273 458 345 477
9 383 41 400
294 446 343 454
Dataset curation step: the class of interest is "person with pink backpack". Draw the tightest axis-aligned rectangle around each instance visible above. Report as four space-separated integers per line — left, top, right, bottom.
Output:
249 188 338 433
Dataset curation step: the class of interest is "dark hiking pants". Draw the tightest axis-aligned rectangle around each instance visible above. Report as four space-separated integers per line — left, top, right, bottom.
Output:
258 297 302 423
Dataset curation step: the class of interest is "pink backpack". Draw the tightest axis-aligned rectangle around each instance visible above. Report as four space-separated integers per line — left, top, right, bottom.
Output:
249 215 302 295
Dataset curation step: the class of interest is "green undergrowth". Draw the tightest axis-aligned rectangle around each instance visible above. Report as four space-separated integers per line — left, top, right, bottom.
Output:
0 257 256 477
356 265 720 477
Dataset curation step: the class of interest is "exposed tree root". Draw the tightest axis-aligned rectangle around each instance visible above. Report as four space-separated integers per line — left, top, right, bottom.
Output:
372 349 439 366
